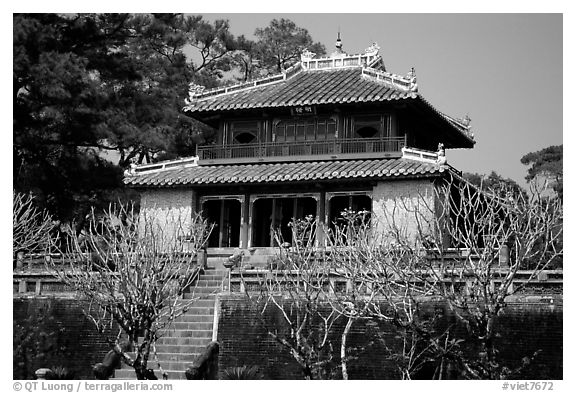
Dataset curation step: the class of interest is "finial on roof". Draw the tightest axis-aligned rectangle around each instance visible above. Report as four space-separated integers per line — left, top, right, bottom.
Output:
331 31 346 57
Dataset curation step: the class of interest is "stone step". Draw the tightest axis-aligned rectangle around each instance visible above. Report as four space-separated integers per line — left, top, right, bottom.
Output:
178 298 215 308
156 337 212 347
165 314 213 323
194 279 223 287
206 248 235 257
185 288 220 296
155 353 203 363
159 329 212 338
170 321 213 330
176 307 214 316
113 368 187 380
199 272 227 279
153 344 207 354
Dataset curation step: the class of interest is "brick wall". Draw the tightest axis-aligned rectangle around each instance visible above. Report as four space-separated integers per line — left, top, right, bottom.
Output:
215 295 563 380
13 298 117 380
371 179 437 243
13 295 563 380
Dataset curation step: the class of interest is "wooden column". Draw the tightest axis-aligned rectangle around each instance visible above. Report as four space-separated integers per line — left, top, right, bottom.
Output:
270 199 277 247
316 192 326 247
240 194 249 249
218 201 225 248
247 196 257 248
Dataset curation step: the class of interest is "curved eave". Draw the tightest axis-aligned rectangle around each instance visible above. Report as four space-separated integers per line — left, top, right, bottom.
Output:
412 95 476 149
124 158 453 189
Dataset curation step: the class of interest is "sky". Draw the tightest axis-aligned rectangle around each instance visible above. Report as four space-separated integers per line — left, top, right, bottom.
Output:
195 13 563 189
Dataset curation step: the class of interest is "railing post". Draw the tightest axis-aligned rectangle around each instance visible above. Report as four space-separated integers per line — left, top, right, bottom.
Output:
16 252 24 269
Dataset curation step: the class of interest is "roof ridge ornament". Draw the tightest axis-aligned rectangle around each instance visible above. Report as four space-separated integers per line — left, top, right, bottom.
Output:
436 143 447 165
459 115 474 140
185 82 206 105
407 67 418 92
364 42 380 56
301 49 316 61
460 114 472 126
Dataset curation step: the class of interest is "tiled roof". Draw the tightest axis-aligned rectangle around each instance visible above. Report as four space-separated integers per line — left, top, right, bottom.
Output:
184 67 418 113
124 158 448 188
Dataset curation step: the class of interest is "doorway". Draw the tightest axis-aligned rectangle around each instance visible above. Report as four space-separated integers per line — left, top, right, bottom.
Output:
252 197 317 247
327 194 372 231
202 199 241 248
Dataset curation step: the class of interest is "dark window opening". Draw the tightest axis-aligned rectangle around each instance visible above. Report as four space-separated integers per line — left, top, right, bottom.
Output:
252 197 317 247
233 132 256 144
328 194 372 233
202 199 241 248
275 118 336 142
356 126 378 138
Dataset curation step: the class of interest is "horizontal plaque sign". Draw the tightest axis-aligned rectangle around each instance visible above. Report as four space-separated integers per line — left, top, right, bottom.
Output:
291 105 316 116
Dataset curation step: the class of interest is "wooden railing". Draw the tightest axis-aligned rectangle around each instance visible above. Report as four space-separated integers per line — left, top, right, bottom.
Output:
197 136 406 161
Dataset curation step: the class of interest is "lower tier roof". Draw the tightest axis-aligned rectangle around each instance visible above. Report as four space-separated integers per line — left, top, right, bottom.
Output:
124 158 450 188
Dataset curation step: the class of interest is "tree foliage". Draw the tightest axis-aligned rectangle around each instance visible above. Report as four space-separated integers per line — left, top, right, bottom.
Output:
463 171 527 200
254 18 326 74
13 13 237 222
14 14 328 223
521 145 562 199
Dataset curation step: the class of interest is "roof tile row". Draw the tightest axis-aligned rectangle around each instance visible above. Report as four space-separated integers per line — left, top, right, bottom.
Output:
184 68 416 113
124 158 446 188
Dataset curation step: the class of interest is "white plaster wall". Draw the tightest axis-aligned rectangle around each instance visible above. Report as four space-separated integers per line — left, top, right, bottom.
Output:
138 189 196 246
371 179 437 244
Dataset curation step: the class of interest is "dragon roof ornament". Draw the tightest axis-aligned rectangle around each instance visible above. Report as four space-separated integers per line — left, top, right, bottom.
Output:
300 49 316 61
185 82 206 106
364 42 380 56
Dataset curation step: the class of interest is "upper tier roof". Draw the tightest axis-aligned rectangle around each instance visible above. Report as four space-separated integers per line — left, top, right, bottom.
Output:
183 46 475 146
184 66 418 113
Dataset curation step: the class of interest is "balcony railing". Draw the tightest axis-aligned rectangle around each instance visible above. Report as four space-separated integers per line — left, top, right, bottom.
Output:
197 136 406 162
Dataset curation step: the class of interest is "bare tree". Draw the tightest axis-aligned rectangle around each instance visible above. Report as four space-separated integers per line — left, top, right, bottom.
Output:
377 175 563 379
13 191 57 256
46 204 212 380
259 174 562 380
325 209 458 380
241 216 341 380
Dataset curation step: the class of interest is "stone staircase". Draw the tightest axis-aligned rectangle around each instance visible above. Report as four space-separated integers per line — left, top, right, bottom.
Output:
113 255 228 380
